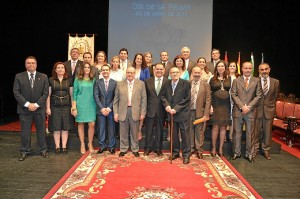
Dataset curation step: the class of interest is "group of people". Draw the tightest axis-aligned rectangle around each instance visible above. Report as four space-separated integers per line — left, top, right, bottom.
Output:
13 47 280 165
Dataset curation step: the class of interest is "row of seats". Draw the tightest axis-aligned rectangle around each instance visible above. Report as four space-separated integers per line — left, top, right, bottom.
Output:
273 101 300 146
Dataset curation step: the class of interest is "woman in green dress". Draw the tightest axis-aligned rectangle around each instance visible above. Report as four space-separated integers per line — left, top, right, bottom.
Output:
72 62 96 154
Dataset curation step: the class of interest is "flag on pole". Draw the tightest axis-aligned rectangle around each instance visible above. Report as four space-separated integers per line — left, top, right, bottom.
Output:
261 53 264 64
224 51 228 62
237 52 241 74
251 52 255 77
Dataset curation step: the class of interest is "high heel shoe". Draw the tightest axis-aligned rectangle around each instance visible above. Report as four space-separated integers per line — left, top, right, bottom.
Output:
80 144 86 154
88 143 95 153
55 148 60 155
62 148 67 154
210 152 216 157
218 153 224 157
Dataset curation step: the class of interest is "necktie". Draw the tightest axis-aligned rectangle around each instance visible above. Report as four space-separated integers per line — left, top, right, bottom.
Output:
245 77 249 89
263 77 268 95
128 82 133 106
172 82 176 95
71 61 76 75
105 80 109 91
30 73 34 88
156 78 161 95
190 82 198 109
121 61 125 70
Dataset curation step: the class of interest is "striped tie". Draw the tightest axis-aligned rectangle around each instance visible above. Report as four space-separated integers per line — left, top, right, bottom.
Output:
245 77 249 89
30 73 34 88
263 77 268 95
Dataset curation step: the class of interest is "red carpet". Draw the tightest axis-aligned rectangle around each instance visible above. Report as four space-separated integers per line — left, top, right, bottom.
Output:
44 152 261 199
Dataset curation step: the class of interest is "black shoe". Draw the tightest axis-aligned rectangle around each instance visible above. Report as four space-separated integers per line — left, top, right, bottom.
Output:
41 151 49 158
156 150 163 156
144 150 150 156
18 153 26 161
109 148 115 154
55 148 60 155
119 152 126 157
62 148 67 154
230 154 241 160
133 152 140 157
169 154 180 160
196 152 203 159
245 156 255 163
183 158 190 164
97 148 106 154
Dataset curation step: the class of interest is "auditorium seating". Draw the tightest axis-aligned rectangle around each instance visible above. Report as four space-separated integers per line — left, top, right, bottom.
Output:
273 100 300 147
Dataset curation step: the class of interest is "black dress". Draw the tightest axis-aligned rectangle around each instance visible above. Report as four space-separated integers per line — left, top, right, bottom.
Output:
48 78 74 131
209 76 231 126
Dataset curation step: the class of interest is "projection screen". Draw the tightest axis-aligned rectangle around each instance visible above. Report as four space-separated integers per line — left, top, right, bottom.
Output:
108 0 213 63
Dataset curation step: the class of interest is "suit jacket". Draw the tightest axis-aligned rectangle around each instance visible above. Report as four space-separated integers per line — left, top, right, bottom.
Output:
145 76 167 118
257 77 280 119
13 71 49 114
161 79 191 122
94 78 117 116
113 79 147 121
231 76 262 119
194 80 212 118
64 60 83 82
206 61 215 74
186 60 196 76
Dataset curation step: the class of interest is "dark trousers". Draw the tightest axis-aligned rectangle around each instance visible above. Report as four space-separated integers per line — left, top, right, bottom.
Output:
171 120 191 158
144 114 164 152
19 112 47 154
97 112 116 150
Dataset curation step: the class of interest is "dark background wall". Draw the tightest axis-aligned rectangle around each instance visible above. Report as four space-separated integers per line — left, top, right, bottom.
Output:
1 0 299 122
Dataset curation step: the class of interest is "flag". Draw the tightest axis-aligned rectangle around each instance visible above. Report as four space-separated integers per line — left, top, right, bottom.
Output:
68 34 95 61
251 52 254 77
224 51 228 62
261 53 264 64
237 52 241 74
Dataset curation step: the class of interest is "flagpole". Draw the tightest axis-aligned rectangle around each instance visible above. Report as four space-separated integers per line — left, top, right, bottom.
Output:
237 52 241 75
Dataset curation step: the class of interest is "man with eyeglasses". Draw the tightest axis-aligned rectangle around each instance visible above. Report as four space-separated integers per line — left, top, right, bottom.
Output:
113 67 147 158
161 67 191 164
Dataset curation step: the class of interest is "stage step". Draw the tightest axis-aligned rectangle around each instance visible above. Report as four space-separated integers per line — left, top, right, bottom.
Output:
46 127 281 156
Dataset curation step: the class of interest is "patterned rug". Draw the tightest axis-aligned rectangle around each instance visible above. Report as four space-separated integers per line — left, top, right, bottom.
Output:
44 152 261 199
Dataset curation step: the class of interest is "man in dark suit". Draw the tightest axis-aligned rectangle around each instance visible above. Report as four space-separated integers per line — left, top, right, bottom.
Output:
181 46 196 75
94 65 117 154
113 67 147 157
13 56 49 161
161 67 191 164
206 48 221 74
64 47 84 82
119 48 133 76
254 63 280 160
144 63 167 156
159 51 173 78
230 61 262 163
189 66 211 159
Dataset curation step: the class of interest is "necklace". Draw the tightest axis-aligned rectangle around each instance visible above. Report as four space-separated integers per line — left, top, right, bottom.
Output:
218 77 225 91
83 77 90 81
